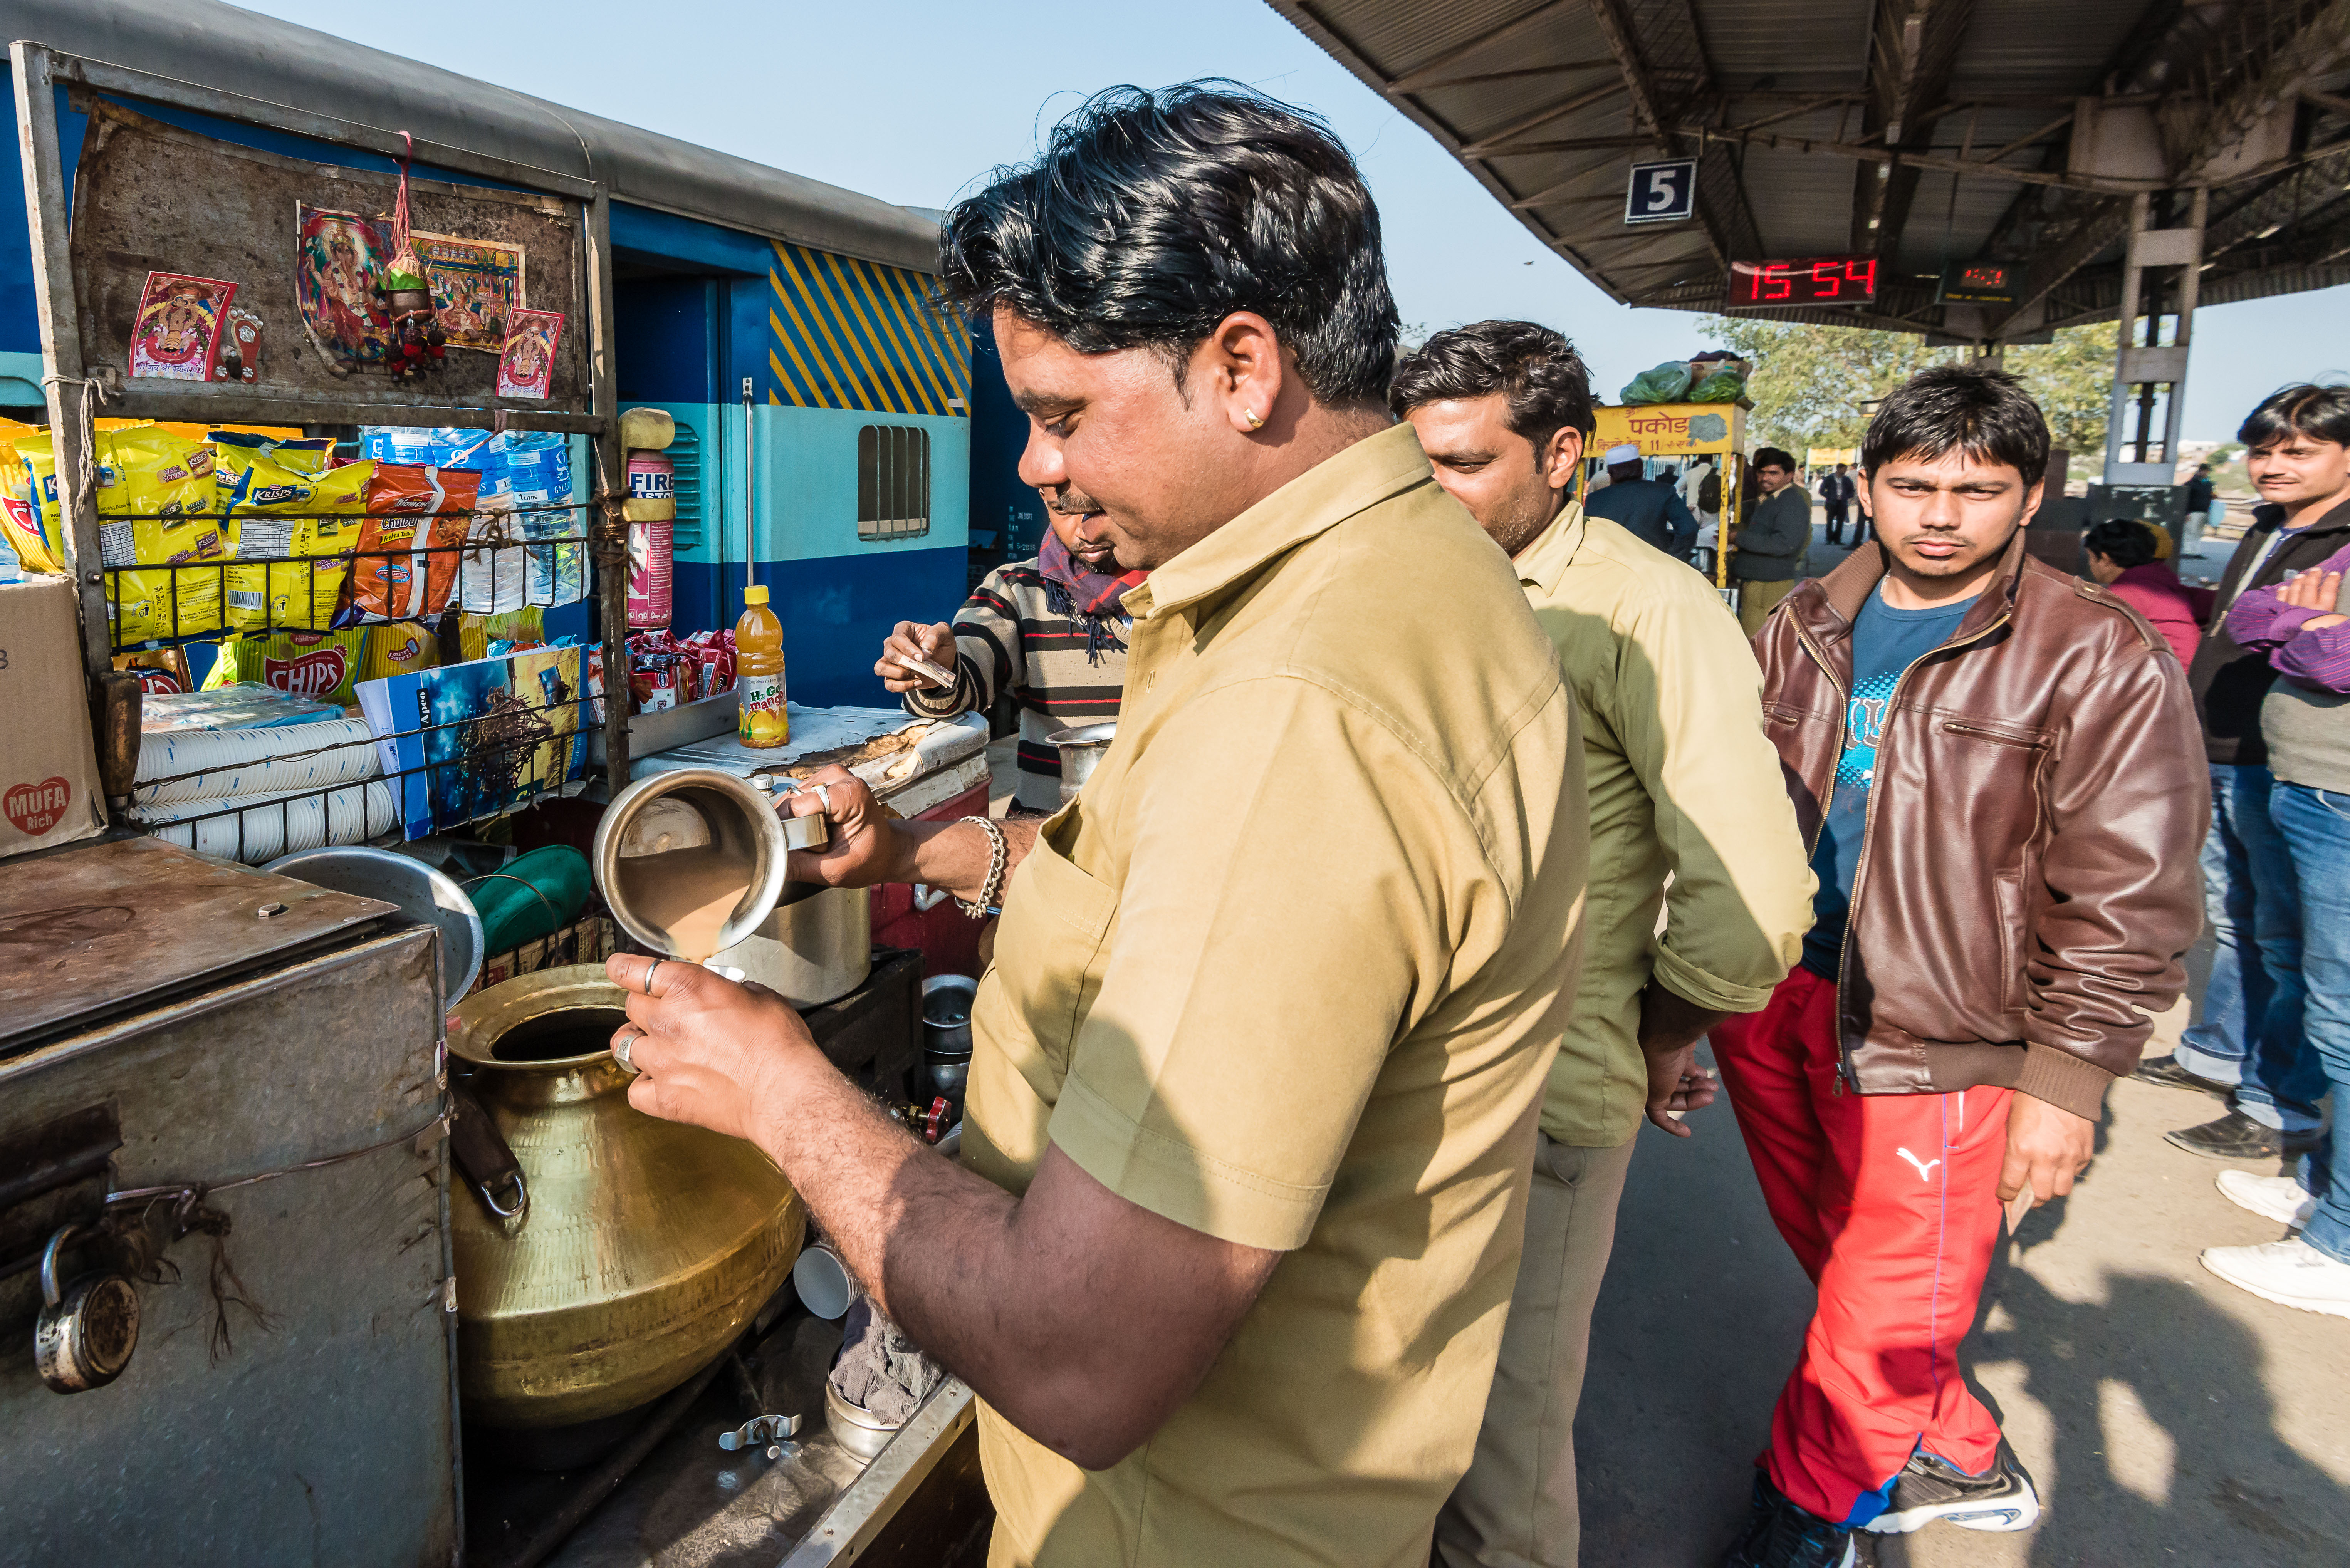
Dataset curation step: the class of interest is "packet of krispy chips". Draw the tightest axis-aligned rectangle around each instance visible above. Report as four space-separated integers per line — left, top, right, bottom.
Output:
220 456 373 630
94 427 228 642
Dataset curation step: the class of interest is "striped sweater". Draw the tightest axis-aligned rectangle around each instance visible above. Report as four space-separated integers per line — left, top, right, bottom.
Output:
903 558 1129 810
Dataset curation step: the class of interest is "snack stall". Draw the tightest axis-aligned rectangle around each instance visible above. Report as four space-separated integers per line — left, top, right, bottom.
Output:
1 11 992 1565
1590 400 1750 598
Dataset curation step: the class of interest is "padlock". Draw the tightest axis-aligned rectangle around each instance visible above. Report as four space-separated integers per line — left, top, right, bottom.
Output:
33 1224 140 1394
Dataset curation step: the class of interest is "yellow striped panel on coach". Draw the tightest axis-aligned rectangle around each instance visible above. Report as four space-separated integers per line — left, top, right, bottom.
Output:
767 241 971 416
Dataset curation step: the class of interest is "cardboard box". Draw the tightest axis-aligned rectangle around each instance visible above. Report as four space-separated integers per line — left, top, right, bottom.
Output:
0 578 105 859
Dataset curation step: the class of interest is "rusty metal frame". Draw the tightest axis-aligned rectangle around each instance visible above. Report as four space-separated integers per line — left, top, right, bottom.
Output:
7 38 627 805
12 40 110 683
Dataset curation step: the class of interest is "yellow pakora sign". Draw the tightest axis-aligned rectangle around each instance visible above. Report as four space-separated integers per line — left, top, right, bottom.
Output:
1593 403 1744 456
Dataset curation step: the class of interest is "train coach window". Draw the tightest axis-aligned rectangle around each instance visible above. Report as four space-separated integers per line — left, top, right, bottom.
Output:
858 425 931 541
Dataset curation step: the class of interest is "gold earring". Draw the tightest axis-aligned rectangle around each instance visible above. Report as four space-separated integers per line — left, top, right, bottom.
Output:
1244 408 1265 430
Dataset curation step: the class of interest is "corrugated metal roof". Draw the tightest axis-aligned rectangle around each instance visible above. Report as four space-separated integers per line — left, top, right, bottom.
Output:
2 0 940 273
1268 0 2350 339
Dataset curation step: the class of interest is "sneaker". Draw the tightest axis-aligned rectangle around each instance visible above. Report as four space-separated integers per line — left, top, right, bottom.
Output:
2216 1170 2315 1228
1863 1441 2041 1534
1720 1474 1856 1568
2164 1110 2324 1160
2130 1054 2229 1097
2201 1236 2350 1318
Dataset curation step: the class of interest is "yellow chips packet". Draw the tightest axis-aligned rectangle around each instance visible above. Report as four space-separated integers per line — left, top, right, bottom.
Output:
94 427 228 642
219 456 373 631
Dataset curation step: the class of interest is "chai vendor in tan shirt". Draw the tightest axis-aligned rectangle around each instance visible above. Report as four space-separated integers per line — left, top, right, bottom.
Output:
599 87 1590 1568
1397 322 1815 1568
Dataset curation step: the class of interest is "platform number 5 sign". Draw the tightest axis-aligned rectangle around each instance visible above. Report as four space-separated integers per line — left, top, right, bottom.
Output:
1624 159 1697 225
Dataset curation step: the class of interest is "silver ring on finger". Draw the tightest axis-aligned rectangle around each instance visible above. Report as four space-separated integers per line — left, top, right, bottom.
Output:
613 1028 643 1072
811 782 831 813
642 958 662 994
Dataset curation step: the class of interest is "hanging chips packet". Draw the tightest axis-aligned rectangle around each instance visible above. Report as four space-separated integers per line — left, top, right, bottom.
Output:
94 427 228 642
220 456 373 631
350 463 480 620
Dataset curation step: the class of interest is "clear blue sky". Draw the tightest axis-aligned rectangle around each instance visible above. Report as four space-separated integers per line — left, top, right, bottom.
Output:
237 0 2350 441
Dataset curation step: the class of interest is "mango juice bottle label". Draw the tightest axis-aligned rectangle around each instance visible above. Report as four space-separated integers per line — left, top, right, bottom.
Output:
738 670 787 746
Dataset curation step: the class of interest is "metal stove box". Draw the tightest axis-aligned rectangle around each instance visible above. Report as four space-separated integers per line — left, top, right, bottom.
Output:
0 840 455 1565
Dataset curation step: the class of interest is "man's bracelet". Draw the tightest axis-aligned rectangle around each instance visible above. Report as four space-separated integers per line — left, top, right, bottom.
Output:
956 815 1009 920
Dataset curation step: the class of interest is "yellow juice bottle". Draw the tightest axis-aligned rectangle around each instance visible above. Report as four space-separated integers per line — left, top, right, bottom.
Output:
735 585 787 748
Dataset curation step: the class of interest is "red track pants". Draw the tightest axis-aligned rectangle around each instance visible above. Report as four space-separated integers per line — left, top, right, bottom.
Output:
1711 966 2010 1526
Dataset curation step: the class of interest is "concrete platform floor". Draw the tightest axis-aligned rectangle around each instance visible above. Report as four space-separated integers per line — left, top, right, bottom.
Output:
1574 1003 2348 1567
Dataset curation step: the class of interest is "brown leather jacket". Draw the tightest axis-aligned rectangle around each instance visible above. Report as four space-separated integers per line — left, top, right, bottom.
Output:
1753 532 2209 1119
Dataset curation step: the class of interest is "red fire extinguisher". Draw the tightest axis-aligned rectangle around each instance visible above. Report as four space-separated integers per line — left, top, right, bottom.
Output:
626 449 674 629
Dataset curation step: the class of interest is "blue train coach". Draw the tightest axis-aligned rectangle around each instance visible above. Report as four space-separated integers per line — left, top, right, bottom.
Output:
0 0 1025 706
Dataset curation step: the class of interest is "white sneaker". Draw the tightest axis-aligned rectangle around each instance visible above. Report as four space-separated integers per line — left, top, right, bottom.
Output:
2216 1170 2316 1228
2201 1237 2350 1318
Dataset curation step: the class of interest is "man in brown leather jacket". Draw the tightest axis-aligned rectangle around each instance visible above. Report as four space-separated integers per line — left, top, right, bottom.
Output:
1714 366 2207 1568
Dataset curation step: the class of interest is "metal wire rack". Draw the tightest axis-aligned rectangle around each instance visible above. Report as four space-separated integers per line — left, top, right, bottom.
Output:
98 494 608 862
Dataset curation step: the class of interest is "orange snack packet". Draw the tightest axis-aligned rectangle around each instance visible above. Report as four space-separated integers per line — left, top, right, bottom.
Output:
350 464 479 621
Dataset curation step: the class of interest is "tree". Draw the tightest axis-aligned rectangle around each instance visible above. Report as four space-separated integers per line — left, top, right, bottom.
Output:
1697 317 2113 462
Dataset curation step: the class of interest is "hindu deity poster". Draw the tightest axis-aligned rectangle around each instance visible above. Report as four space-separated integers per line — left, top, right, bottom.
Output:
412 231 524 352
495 310 562 400
128 272 237 381
295 203 396 367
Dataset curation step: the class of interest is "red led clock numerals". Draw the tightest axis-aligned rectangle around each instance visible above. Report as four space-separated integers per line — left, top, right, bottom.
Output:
1732 256 1878 305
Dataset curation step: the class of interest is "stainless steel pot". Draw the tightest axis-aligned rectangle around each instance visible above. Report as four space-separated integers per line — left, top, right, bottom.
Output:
709 882 871 1006
1046 722 1117 806
920 973 977 1109
593 766 867 1003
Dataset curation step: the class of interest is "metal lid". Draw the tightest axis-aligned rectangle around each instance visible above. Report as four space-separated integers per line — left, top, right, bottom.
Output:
265 845 485 1005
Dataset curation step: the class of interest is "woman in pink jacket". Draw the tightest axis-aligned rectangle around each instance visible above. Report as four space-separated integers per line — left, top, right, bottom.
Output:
2085 518 2216 666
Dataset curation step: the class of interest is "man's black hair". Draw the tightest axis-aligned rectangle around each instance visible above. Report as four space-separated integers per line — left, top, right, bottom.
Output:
2085 518 2160 570
2238 384 2350 450
937 82 1400 405
1387 320 1595 453
1753 447 1797 473
1859 364 2050 480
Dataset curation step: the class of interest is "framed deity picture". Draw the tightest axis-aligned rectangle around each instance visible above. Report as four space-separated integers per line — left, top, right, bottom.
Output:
495 309 562 400
412 231 525 353
128 272 238 381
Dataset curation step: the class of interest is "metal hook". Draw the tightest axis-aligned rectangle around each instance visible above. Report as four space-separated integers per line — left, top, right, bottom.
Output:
39 1224 84 1310
476 1170 529 1221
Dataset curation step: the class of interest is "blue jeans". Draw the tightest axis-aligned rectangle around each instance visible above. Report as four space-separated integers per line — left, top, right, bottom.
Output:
2272 782 2350 1264
2178 764 2325 1130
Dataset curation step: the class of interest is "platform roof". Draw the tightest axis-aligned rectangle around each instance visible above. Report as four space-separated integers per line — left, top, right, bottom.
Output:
1270 0 2350 340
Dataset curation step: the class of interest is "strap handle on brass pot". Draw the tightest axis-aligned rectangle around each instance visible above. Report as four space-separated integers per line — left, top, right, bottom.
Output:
448 1082 528 1223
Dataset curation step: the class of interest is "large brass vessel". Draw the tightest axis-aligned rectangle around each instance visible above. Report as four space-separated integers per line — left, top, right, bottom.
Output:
447 965 805 1429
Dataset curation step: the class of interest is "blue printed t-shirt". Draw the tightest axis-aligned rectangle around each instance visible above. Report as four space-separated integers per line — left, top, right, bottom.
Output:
1800 585 1977 979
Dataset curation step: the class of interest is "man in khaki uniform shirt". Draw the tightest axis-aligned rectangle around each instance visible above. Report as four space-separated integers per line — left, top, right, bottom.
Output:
599 90 1589 1568
1397 323 1816 1567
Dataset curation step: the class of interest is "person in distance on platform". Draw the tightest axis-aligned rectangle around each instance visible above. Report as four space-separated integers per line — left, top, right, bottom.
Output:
1582 439 1699 562
1394 319 1814 1568
877 490 1142 815
1730 448 1813 636
2081 517 2214 667
603 83 1591 1568
1818 462 1856 546
1718 366 2205 1567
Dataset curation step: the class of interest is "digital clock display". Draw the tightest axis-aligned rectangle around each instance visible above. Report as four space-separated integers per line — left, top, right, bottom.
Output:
1937 260 2018 305
1729 255 1880 307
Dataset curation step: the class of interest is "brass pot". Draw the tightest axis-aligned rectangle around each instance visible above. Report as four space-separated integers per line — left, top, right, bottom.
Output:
447 965 805 1429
